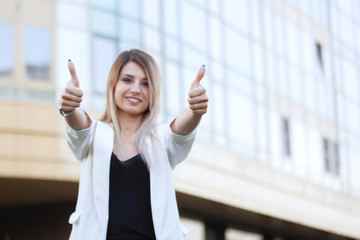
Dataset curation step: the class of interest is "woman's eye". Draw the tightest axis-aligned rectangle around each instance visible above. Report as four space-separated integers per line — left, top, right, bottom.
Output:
142 81 149 86
122 78 131 82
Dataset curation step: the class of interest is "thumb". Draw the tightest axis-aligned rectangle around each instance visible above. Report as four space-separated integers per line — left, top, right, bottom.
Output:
68 59 80 88
190 65 206 89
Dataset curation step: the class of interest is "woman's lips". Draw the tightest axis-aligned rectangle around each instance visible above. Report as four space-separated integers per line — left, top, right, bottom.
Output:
126 97 141 104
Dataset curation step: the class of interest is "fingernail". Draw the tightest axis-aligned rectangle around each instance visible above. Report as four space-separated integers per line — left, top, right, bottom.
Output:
202 64 205 68
68 59 71 62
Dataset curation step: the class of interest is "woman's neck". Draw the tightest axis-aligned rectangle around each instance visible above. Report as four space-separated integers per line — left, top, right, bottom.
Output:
117 113 144 135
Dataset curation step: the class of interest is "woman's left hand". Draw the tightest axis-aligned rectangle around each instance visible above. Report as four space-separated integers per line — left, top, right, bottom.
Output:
188 65 209 116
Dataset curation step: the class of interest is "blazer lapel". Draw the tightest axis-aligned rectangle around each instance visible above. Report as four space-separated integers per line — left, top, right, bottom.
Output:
92 121 114 232
148 137 167 238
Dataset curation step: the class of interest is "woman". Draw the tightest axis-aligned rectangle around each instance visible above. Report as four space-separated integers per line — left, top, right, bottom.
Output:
59 49 208 240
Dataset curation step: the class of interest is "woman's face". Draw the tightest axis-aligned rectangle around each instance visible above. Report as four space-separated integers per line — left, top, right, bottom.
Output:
114 61 150 118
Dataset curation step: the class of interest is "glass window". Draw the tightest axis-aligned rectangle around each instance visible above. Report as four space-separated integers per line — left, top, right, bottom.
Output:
285 21 300 65
249 0 261 41
92 9 116 37
164 0 178 36
339 13 355 48
269 111 282 158
209 0 220 15
265 50 277 90
282 117 291 157
304 74 318 112
143 0 160 27
118 0 140 19
119 17 141 44
181 1 206 52
213 82 225 141
225 27 250 75
323 138 340 175
263 6 274 49
223 0 249 33
291 120 308 176
0 22 14 78
346 100 360 134
256 105 268 150
93 36 117 95
349 149 360 197
275 14 285 56
342 59 359 102
165 37 179 60
227 69 252 97
92 0 115 10
288 65 303 105
253 43 264 83
209 16 222 60
144 27 161 52
24 26 51 81
277 58 288 97
301 31 316 75
308 128 322 181
164 61 181 116
228 90 255 154
183 47 207 69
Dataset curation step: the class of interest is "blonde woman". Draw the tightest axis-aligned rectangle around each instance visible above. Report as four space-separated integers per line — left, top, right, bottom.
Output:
59 49 208 240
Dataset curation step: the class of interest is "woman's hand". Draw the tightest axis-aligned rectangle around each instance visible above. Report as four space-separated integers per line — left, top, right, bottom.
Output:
59 60 83 115
188 65 208 115
59 60 90 130
170 65 209 135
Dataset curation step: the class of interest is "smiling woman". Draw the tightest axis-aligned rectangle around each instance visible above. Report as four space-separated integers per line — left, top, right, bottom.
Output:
58 49 208 240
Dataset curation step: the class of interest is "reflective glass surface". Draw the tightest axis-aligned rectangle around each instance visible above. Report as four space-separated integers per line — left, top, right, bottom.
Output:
24 26 51 81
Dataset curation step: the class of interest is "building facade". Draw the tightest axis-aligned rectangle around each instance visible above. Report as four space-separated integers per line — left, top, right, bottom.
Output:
0 0 360 239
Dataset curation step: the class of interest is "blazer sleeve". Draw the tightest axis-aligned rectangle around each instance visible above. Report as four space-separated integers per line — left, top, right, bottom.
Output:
65 115 95 161
160 124 197 169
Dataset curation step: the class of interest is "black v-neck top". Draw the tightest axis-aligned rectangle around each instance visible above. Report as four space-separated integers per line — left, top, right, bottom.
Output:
106 153 156 240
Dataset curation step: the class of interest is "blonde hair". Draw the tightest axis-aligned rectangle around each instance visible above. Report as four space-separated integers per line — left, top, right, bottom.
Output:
100 49 161 167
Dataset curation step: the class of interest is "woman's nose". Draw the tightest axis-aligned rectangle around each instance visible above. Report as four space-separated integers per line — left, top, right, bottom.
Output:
130 81 141 93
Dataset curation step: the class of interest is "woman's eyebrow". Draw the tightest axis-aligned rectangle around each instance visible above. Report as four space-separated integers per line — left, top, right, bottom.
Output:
121 74 147 80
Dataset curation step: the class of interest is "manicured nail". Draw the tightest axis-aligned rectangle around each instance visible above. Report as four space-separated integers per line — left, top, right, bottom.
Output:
68 59 71 62
202 64 205 68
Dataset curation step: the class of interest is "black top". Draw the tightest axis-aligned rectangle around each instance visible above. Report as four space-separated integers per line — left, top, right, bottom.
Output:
106 153 156 240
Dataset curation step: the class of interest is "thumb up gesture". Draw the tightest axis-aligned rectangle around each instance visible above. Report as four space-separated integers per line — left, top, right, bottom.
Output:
59 60 83 116
188 65 208 115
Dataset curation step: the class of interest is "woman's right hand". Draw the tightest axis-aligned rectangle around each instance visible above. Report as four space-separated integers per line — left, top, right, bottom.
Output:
59 60 83 115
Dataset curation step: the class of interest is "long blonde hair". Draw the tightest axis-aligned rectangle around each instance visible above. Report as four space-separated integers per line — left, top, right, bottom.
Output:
101 49 161 166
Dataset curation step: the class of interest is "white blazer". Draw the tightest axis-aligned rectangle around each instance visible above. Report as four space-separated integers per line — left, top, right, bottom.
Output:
66 119 196 240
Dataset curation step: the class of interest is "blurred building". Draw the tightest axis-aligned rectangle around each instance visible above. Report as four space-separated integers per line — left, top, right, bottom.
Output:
1 0 360 239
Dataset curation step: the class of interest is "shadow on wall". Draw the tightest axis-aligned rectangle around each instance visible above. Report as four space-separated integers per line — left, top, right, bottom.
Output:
0 201 75 240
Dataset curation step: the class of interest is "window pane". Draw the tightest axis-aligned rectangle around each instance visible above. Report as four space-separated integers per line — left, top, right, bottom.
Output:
225 27 250 75
164 0 178 36
119 17 141 44
92 9 116 37
143 0 160 27
144 27 161 52
165 37 179 60
209 16 222 60
93 36 117 95
223 0 249 33
164 61 181 116
181 1 206 51
0 22 14 77
24 26 51 81
119 0 140 19
228 90 255 154
285 21 300 65
92 0 115 10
